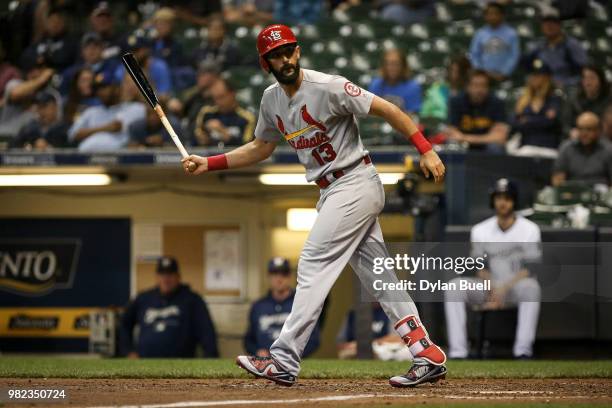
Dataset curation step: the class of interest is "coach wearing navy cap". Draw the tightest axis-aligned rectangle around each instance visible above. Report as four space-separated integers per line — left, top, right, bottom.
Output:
244 257 321 357
120 256 219 358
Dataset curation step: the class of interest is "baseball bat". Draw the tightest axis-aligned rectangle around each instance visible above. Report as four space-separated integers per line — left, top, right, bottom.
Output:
122 52 195 170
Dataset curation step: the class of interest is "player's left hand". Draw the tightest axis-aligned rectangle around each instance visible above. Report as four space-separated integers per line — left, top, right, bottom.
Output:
487 286 508 309
420 150 445 183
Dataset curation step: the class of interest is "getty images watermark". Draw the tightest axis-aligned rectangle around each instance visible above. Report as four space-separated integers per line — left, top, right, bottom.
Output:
372 253 491 292
355 242 612 303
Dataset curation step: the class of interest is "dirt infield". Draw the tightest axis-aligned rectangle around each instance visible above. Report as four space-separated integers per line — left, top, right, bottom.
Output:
2 378 612 407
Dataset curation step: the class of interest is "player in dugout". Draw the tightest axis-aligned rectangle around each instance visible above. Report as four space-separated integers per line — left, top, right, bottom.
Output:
244 257 321 358
119 256 219 358
182 25 447 387
444 178 542 359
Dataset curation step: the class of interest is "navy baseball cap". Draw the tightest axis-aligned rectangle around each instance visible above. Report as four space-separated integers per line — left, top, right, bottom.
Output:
93 68 119 89
157 256 179 274
92 2 111 17
268 257 290 275
489 178 518 208
34 90 57 105
81 32 103 47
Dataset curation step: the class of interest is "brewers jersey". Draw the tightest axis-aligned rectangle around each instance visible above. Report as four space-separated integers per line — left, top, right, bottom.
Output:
254 69 375 182
470 216 542 285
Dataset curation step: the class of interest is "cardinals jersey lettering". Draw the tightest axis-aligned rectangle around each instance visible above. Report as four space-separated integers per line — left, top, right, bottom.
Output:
254 69 375 182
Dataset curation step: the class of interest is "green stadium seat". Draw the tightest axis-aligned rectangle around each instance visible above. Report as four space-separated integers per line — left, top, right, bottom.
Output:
421 51 447 69
315 20 339 38
516 22 537 40
350 52 376 72
446 2 478 20
506 4 537 20
416 41 448 69
337 67 367 84
181 28 202 55
236 37 255 55
359 116 395 145
295 24 320 40
236 88 255 107
344 4 375 22
225 67 261 88
444 21 475 53
565 21 586 39
585 20 611 39
445 34 471 52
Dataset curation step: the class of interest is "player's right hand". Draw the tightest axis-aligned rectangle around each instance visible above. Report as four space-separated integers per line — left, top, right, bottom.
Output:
420 150 445 183
182 155 208 175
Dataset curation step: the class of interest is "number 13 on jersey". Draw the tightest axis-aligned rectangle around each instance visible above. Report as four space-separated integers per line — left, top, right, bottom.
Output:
312 142 337 165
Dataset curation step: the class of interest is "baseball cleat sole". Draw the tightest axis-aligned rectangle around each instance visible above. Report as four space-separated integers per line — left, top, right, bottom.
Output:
389 364 447 388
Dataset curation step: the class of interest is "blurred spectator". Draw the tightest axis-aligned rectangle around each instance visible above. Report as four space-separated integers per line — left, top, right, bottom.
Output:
511 59 563 157
88 2 123 60
379 0 435 26
129 104 182 148
244 257 320 357
193 79 255 147
61 33 119 95
64 68 101 125
151 8 184 66
447 55 472 98
0 64 55 139
1 0 46 64
552 111 612 186
445 178 542 359
120 256 219 358
224 0 274 26
446 70 508 152
20 8 78 72
603 104 612 143
12 90 69 150
118 32 172 97
421 55 472 120
195 18 242 71
337 303 409 361
0 43 21 99
566 65 611 138
175 62 220 126
150 8 196 93
274 0 323 24
369 49 422 114
523 9 587 88
68 70 145 152
469 2 520 81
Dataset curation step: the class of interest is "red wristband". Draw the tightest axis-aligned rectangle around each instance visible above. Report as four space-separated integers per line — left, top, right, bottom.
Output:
409 130 432 155
207 154 228 171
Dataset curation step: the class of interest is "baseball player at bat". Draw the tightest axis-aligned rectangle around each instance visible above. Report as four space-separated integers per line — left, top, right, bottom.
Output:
182 25 447 387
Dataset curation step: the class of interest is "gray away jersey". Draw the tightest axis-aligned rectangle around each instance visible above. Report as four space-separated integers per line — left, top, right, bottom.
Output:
254 69 375 182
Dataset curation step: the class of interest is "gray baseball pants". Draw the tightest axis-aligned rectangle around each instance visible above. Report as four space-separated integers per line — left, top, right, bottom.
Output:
270 162 420 375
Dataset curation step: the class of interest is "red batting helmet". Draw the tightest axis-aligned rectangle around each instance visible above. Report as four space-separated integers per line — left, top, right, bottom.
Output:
256 24 297 72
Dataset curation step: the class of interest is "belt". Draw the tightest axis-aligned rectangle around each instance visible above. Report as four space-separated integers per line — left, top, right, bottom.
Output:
315 155 372 189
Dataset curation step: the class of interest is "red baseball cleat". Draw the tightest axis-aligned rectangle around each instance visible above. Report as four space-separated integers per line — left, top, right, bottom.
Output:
236 355 296 386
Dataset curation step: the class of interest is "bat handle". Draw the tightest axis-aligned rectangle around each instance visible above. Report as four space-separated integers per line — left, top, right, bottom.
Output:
154 104 189 159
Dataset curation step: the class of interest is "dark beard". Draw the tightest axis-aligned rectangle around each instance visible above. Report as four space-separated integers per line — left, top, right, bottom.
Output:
270 61 300 85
